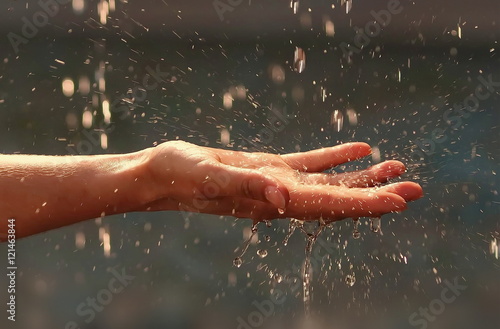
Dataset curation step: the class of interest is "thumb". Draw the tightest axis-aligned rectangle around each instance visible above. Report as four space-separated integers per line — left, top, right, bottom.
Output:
194 161 289 210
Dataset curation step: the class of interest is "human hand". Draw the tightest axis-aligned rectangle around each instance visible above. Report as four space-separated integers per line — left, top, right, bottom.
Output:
142 141 422 222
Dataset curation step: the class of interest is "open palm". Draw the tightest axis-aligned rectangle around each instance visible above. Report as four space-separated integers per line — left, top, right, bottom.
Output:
143 141 423 222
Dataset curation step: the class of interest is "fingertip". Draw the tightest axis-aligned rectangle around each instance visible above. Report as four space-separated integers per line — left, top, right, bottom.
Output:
380 192 407 211
385 160 406 174
349 142 372 157
264 185 289 210
277 184 291 207
373 160 406 176
404 182 424 200
381 181 423 201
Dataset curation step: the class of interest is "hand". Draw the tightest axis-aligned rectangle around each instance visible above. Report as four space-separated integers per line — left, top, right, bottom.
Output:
142 141 423 222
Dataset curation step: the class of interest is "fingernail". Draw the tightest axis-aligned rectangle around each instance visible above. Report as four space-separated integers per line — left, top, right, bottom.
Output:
264 186 287 210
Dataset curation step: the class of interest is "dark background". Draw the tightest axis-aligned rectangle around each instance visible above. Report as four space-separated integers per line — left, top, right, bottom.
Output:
0 1 499 329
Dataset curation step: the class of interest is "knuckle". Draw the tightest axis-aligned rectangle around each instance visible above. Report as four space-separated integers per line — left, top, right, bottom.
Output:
241 177 255 199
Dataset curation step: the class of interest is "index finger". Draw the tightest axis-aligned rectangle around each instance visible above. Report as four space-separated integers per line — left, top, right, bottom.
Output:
281 142 372 172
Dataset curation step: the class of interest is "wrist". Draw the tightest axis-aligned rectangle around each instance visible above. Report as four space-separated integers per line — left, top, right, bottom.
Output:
103 148 160 212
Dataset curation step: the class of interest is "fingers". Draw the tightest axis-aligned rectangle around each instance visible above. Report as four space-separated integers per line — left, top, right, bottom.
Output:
304 160 406 187
372 181 423 202
194 160 290 209
176 185 407 221
148 181 422 222
281 142 372 172
284 185 407 219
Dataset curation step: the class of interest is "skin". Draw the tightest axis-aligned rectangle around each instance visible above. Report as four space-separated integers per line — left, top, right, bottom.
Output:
0 141 422 241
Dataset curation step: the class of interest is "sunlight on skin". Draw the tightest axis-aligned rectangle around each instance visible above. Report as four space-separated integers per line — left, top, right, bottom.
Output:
0 141 422 240
144 141 423 221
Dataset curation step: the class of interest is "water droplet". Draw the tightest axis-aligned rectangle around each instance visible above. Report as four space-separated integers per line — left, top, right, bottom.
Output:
331 110 344 132
325 20 335 37
345 274 356 286
290 0 299 14
257 249 268 258
265 235 271 242
344 0 352 14
278 208 285 215
370 217 381 233
283 219 298 246
265 220 272 227
294 47 306 73
352 217 360 239
233 257 242 268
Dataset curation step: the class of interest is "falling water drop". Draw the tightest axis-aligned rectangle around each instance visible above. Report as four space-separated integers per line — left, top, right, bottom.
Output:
370 217 381 233
283 219 300 246
345 0 352 14
352 218 360 239
257 249 268 258
331 110 344 132
233 257 242 268
290 0 299 14
264 235 271 242
303 223 325 319
233 221 259 267
325 20 335 37
294 47 306 73
345 274 356 286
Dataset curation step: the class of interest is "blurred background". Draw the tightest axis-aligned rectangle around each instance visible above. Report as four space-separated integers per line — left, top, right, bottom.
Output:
0 0 499 328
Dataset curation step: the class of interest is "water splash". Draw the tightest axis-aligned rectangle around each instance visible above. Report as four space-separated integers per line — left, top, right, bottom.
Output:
282 218 301 246
302 223 326 319
233 221 259 267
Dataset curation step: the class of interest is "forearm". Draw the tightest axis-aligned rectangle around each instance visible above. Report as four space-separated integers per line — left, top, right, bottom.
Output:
0 150 157 240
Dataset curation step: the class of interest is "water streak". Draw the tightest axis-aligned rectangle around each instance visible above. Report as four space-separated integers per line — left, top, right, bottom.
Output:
233 221 259 267
302 223 326 319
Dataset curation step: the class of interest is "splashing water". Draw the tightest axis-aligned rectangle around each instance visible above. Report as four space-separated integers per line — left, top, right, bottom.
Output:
302 223 325 319
282 218 301 246
233 221 259 267
234 216 384 319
